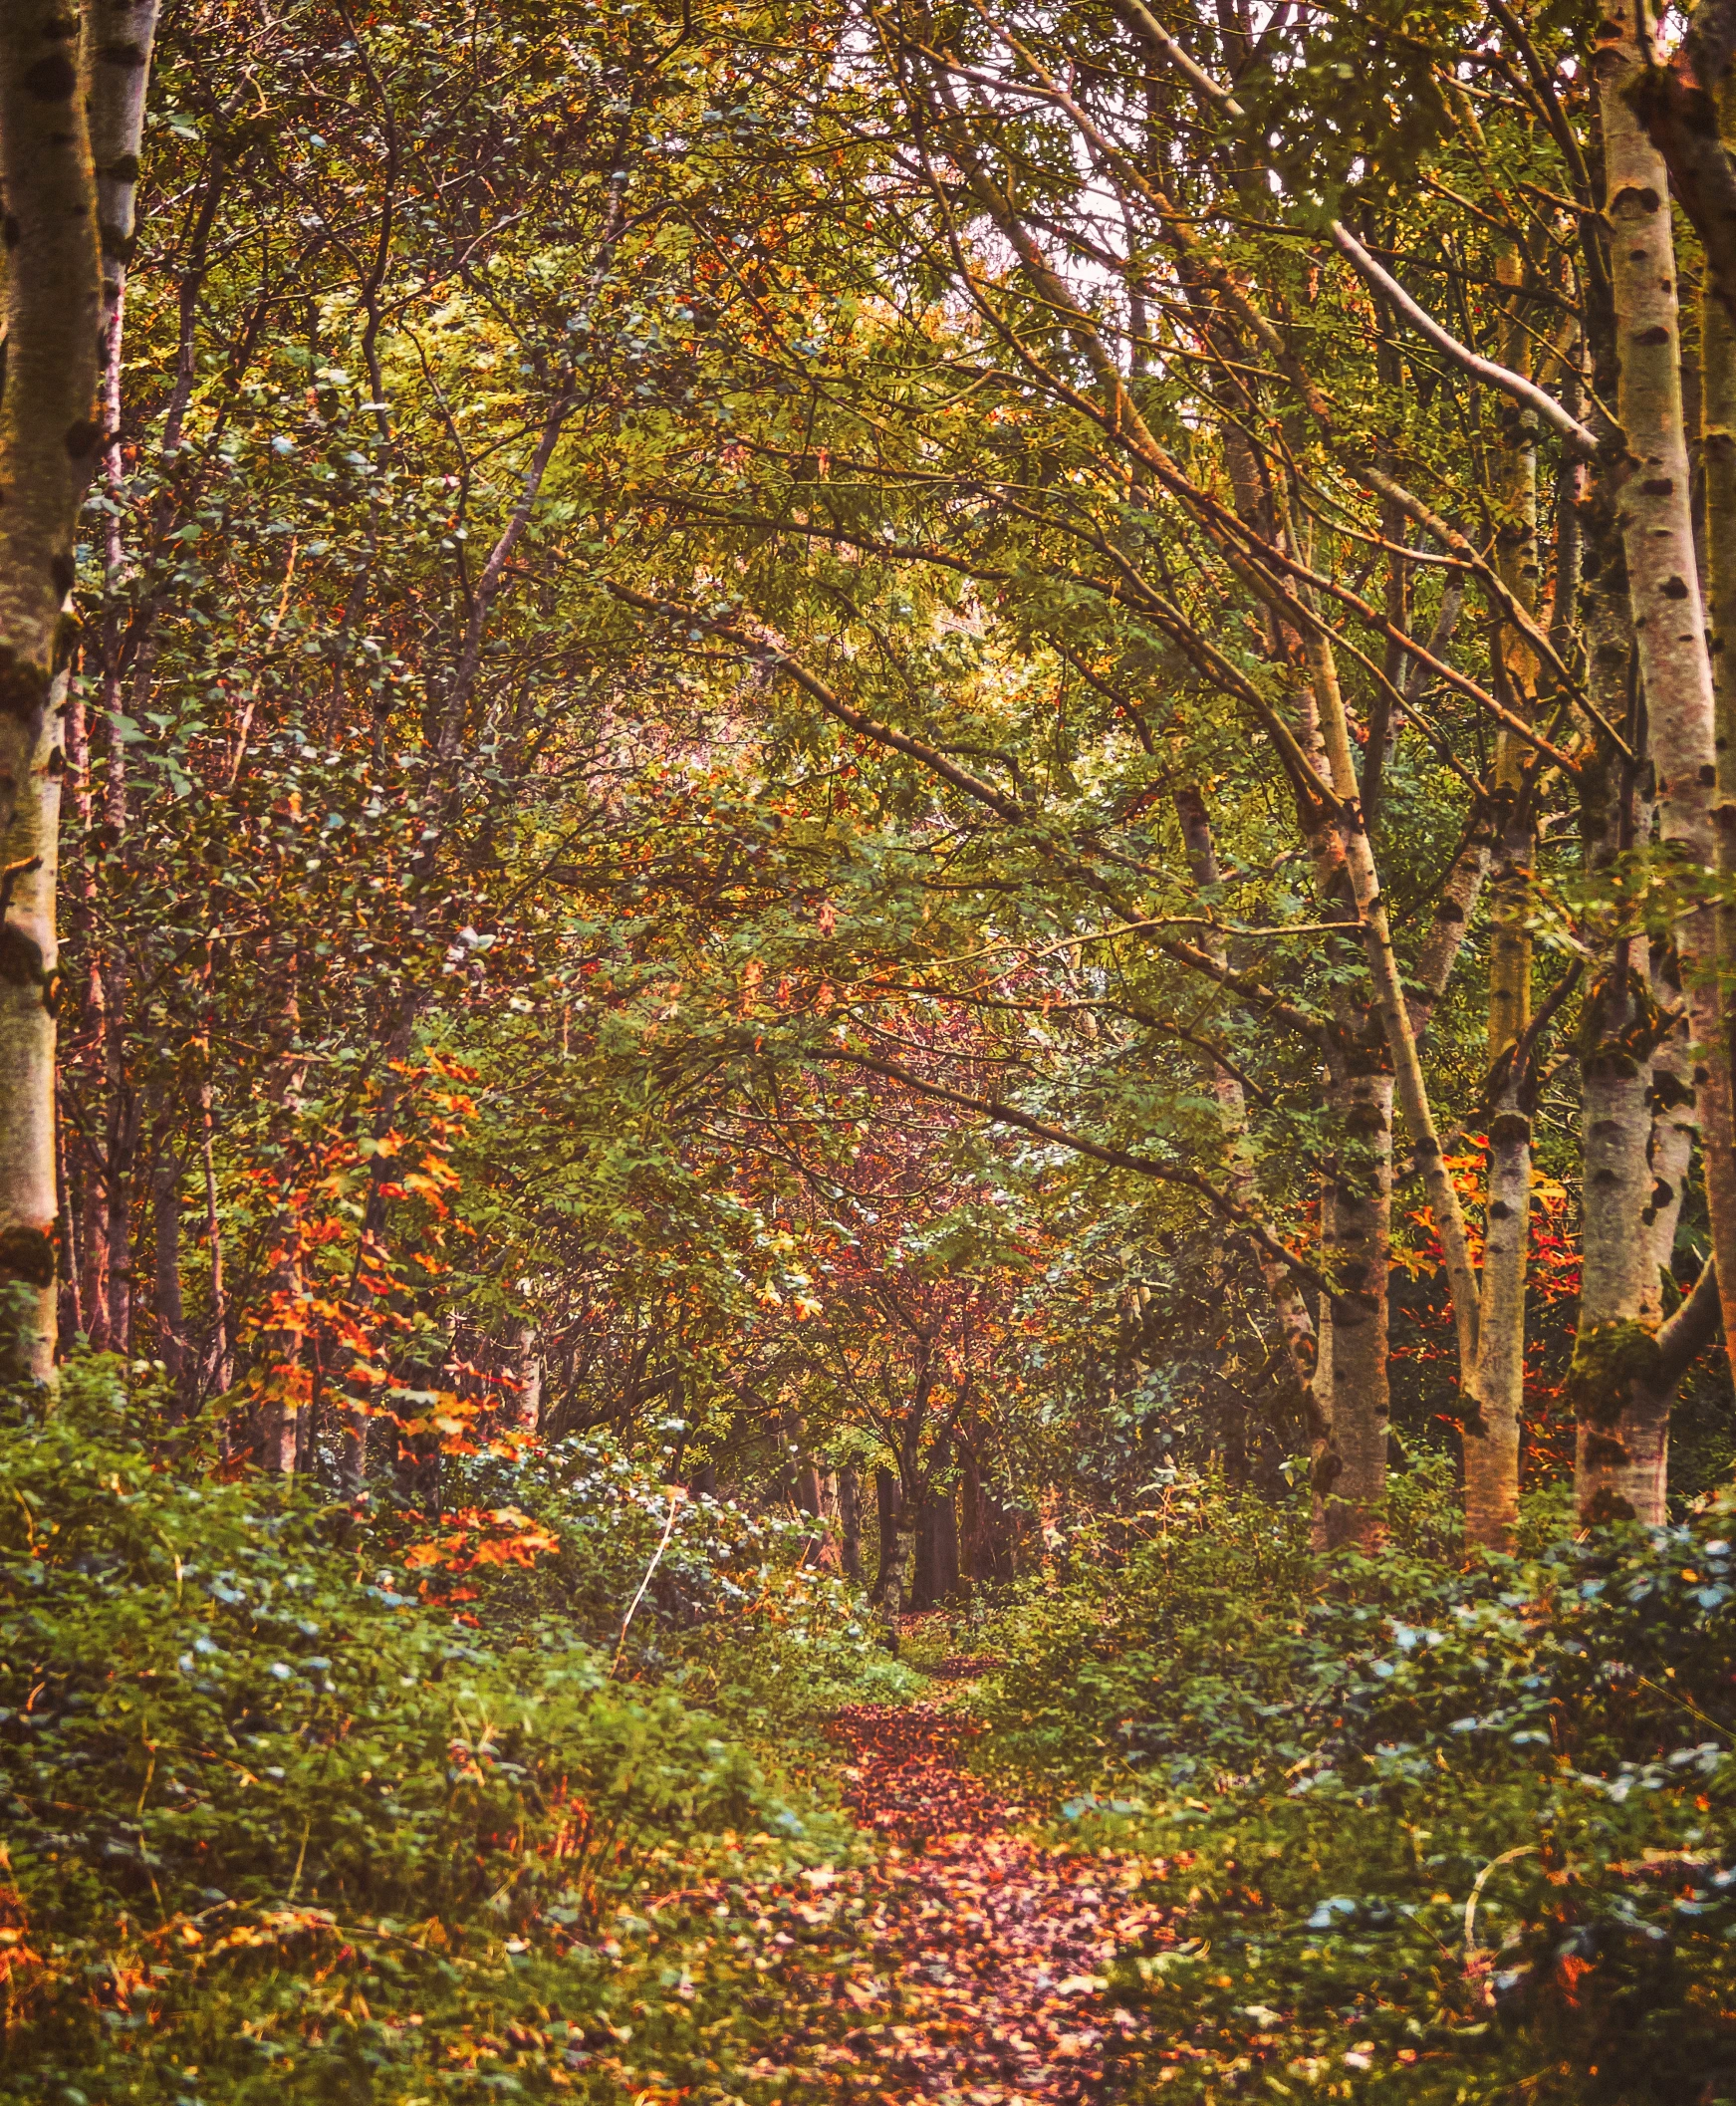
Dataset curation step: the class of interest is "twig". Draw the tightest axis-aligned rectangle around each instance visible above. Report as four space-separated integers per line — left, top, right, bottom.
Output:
612 1489 685 1678
1464 1844 1539 1957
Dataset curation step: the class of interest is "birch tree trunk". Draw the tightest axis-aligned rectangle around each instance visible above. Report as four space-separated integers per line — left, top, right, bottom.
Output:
515 1321 543 1433
0 3 157 1381
1317 1054 1395 1549
1699 58 1736 1378
1299 623 1480 1544
1597 0 1736 1460
0 20 101 1379
1466 248 1542 1551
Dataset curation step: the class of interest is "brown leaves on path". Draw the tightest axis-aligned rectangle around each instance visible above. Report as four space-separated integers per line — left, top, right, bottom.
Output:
769 1695 1166 2102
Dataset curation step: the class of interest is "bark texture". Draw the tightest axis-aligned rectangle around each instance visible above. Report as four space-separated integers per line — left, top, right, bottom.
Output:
0 2 159 1380
1597 0 1735 1436
1466 249 1541 1552
1699 59 1736 1387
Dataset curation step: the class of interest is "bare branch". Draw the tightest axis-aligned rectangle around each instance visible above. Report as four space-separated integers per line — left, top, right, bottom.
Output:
1329 221 1599 455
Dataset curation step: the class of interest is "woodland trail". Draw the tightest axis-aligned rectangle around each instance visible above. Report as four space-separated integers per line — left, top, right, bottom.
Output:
756 1675 1167 2103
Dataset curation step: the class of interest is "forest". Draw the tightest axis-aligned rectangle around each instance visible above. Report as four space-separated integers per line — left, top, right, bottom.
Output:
7 0 1736 2098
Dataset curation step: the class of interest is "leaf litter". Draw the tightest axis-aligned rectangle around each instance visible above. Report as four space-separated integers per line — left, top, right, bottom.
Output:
759 1685 1168 2101
569 1668 1169 2103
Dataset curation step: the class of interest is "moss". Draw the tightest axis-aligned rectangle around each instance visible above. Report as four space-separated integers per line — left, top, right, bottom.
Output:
1576 967 1665 1078
0 1223 55 1289
1566 1318 1661 1430
1582 1431 1631 1469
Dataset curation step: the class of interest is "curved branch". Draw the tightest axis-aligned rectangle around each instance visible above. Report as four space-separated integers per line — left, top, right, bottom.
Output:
1329 221 1599 455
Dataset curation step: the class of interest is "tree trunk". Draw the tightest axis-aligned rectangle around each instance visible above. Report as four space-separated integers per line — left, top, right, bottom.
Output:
1466 244 1542 1552
149 1127 187 1413
1699 59 1736 1389
1172 779 1323 1426
0 6 159 1383
0 16 101 1381
885 1506 917 1616
515 1321 542 1433
1315 1055 1395 1549
815 1468 843 1573
196 1069 231 1400
1573 956 1670 1523
100 944 133 1358
870 1464 914 1614
1599 0 1736 1448
838 1463 862 1580
0 684 64 1384
794 1458 836 1569
929 1486 959 1603
912 1494 934 1611
55 1083 81 1351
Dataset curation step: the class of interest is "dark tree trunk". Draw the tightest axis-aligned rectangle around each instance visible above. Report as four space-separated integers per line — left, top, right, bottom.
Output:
870 1466 901 1607
914 1488 961 1609
838 1463 862 1580
151 1139 187 1415
913 1496 934 1611
794 1459 828 1568
932 1486 959 1601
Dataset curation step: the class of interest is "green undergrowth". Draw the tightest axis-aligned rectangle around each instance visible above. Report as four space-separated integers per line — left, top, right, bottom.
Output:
0 1362 907 2103
967 1461 1736 2103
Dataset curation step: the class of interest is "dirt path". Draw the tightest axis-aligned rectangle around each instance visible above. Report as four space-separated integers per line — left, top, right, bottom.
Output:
771 1695 1164 2102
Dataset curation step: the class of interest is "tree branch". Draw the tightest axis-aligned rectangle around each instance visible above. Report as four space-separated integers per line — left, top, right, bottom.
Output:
1328 221 1599 455
825 1047 1329 1295
1657 1253 1723 1387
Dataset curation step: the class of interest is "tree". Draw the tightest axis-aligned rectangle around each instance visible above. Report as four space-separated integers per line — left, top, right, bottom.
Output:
0 3 159 1381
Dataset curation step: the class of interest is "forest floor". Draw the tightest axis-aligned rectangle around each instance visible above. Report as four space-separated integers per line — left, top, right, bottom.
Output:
731 1655 1171 2103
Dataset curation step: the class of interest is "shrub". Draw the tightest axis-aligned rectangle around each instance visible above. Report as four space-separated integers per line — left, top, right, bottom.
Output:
972 1472 1736 2103
0 1363 874 2102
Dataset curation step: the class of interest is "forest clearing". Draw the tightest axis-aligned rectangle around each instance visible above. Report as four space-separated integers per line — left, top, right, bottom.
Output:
10 0 1736 2099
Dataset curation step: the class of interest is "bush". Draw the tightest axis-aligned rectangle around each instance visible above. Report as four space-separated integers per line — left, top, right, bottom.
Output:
971 1472 1736 2103
0 1363 877 2102
433 1434 918 1731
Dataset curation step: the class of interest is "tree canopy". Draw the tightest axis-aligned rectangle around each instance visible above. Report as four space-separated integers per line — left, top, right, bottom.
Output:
7 3 1736 2101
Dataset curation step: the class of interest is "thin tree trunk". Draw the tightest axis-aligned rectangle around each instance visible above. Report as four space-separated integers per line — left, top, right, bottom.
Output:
1306 624 1481 1376
55 1084 81 1350
197 1070 230 1398
515 1321 542 1432
870 1464 914 1616
1466 245 1542 1552
1317 1058 1395 1550
100 945 131 1358
149 1113 187 1413
838 1462 863 1580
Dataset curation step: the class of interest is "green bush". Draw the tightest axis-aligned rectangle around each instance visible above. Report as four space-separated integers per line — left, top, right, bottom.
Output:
0 1364 876 2102
421 1435 918 1733
971 1472 1736 2103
